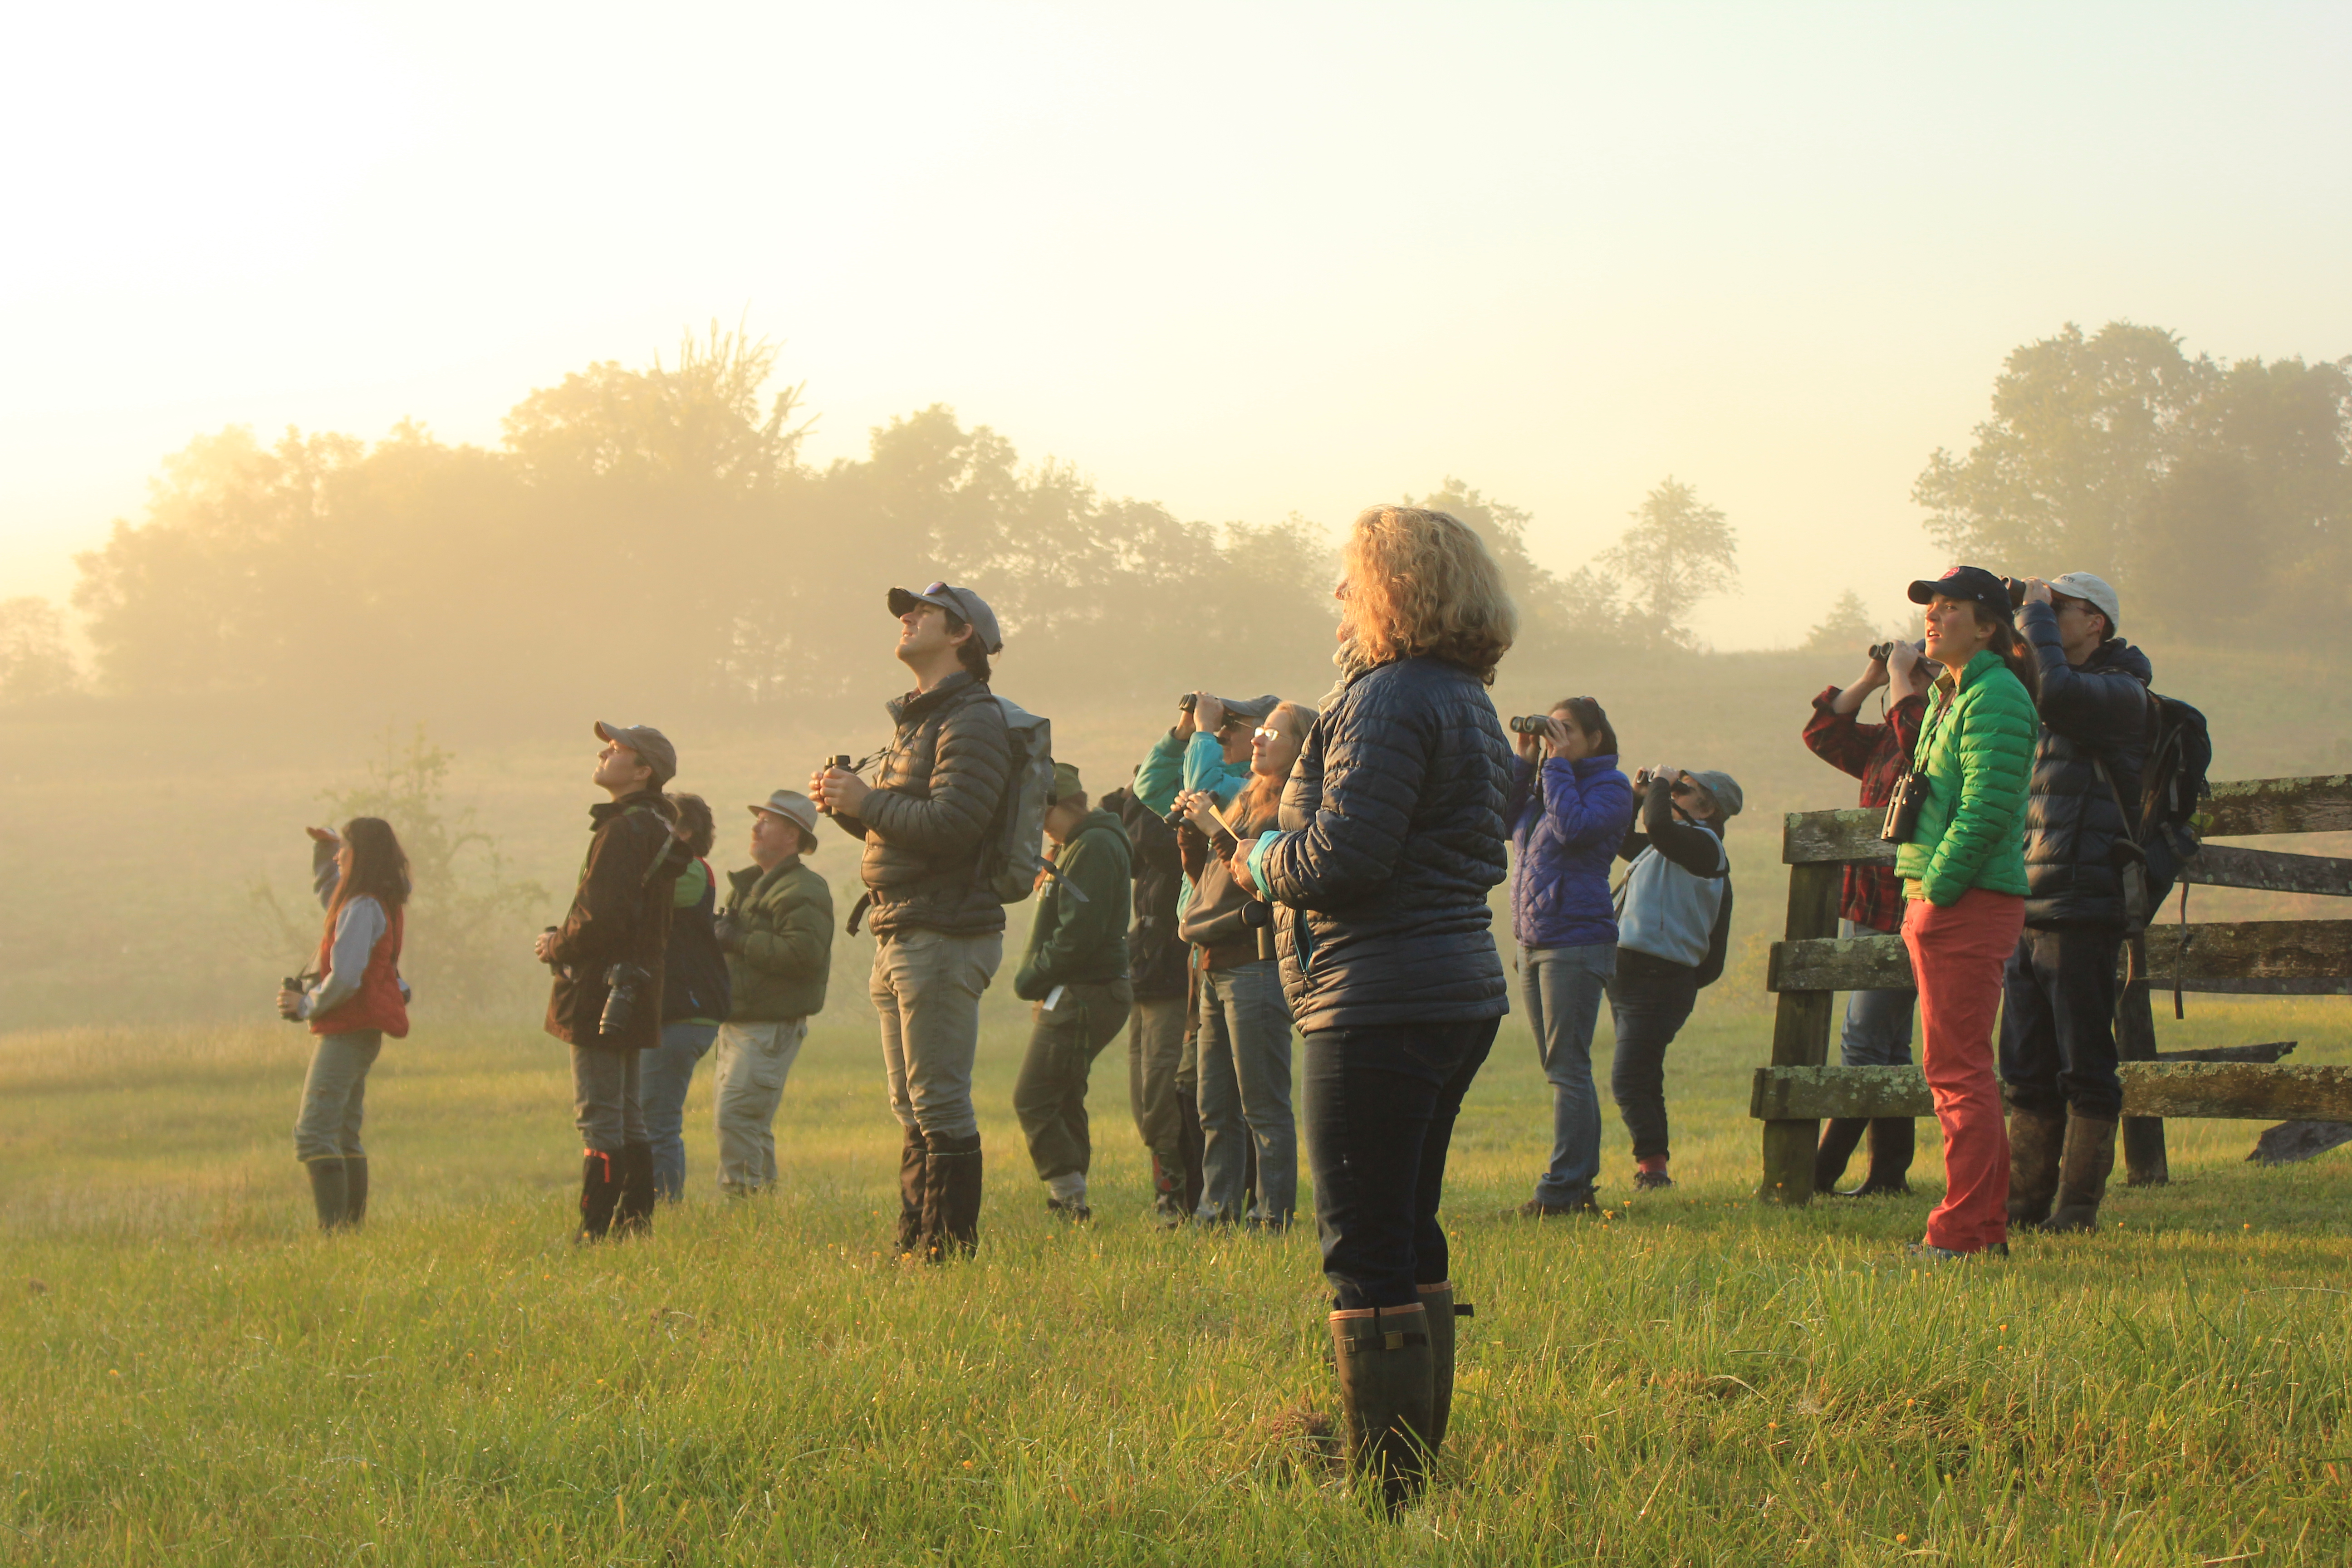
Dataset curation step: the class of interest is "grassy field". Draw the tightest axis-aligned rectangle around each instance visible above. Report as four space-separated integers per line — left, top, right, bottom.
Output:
4 992 2348 1565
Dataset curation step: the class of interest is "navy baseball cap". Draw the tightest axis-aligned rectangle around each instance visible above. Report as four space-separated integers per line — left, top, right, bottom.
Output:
1907 565 2011 615
887 581 1003 655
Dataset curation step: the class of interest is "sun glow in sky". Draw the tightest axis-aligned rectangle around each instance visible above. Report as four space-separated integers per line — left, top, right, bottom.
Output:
4 1 2348 647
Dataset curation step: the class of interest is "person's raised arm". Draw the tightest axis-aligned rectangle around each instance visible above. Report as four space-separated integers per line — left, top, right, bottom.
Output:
1640 775 1727 876
1540 756 1634 849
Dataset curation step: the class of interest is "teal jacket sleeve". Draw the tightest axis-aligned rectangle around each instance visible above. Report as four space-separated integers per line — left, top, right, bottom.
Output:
1133 730 1186 817
1181 731 1247 805
1921 673 2036 906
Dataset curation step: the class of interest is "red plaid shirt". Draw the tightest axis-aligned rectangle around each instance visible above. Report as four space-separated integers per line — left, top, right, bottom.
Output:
1801 685 1926 934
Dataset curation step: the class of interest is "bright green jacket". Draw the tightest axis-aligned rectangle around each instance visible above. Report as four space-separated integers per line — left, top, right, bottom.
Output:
1895 649 2036 906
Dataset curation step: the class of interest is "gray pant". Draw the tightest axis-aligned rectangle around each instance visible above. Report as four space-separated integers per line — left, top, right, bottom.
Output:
1838 916 1919 1067
294 1030 382 1163
1196 958 1296 1225
1522 942 1614 1207
571 1045 646 1156
712 1017 809 1193
871 927 1003 1142
1127 995 1188 1190
1015 979 1134 1183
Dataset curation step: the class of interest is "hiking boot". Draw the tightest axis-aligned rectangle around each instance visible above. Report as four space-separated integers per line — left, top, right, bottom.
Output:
1848 1118 1915 1196
1150 1191 1189 1229
305 1158 349 1231
1415 1282 1474 1455
2036 1113 2118 1234
343 1157 369 1226
1045 1196 1093 1224
613 1140 656 1237
1328 1303 1436 1514
576 1149 622 1243
1907 1240 2010 1263
1513 1196 1599 1219
2006 1109 2067 1227
1632 1167 1673 1192
1813 1117 1870 1194
921 1132 983 1262
894 1124 929 1256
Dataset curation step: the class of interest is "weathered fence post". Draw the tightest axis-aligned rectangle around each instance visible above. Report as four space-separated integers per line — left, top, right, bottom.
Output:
1759 855 1841 1205
2116 933 2169 1185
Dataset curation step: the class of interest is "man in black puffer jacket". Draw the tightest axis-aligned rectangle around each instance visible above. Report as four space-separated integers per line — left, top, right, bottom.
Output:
2002 571 2151 1237
813 582 1013 1262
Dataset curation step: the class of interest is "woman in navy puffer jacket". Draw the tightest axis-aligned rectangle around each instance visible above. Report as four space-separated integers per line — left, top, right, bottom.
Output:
1240 505 1515 1511
1504 697 1634 1218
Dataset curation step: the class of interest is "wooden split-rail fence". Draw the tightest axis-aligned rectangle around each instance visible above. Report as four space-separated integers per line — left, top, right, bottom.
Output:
1755 774 2352 1205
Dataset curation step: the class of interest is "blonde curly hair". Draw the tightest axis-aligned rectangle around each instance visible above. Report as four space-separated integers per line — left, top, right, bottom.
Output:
1336 507 1517 684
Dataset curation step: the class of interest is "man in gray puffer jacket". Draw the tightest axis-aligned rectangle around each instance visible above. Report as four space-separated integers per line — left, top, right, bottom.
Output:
813 582 1012 1262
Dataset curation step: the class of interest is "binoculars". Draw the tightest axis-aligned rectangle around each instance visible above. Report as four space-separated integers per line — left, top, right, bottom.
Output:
1508 715 1553 736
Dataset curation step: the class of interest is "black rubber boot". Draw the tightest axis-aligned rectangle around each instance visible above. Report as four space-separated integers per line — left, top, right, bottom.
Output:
1814 1118 1870 1194
576 1150 622 1243
305 1159 348 1231
1329 1304 1436 1514
1176 1087 1205 1217
921 1132 984 1263
613 1141 656 1237
1851 1119 1915 1196
895 1124 930 1256
1415 1282 1473 1456
2038 1113 2118 1234
2006 1108 2067 1227
343 1157 369 1226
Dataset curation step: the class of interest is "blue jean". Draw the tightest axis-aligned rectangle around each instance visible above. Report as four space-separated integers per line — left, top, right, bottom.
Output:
1303 1015 1499 1310
1837 917 1917 1068
1195 959 1297 1226
641 1020 718 1201
1522 943 1614 1207
294 1030 382 1163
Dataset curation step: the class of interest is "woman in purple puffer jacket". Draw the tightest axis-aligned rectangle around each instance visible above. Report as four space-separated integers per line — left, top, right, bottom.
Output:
1504 696 1635 1217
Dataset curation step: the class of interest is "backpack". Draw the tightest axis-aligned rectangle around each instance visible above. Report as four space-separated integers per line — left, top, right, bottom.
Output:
2136 693 2212 905
979 695 1068 906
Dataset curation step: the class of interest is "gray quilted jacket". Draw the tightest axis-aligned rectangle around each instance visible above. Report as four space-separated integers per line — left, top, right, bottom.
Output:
831 672 1012 938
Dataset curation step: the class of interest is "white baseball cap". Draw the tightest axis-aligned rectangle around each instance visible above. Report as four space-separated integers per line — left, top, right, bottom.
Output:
2048 572 2121 633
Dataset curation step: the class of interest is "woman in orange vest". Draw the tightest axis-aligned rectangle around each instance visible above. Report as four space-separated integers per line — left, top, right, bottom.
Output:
276 818 412 1230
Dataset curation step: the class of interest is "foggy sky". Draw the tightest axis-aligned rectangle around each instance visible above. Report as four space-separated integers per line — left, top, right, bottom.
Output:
4 0 2349 647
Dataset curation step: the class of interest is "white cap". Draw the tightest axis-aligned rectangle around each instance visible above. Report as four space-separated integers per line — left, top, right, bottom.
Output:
2048 572 2121 633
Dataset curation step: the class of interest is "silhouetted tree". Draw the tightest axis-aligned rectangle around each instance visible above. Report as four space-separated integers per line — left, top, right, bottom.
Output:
1600 477 1738 646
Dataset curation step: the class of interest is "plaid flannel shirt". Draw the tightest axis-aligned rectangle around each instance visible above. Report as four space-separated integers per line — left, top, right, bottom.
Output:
1800 684 1927 934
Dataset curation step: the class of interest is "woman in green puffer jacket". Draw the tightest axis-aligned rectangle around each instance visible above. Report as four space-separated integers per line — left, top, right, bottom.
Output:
1895 566 2039 1262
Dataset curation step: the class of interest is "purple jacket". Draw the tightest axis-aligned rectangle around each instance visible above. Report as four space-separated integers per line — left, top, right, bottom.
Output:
1507 753 1635 951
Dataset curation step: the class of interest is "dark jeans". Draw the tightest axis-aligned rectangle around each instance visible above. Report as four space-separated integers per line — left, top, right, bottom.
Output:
1999 924 2125 1119
1013 979 1134 1181
1607 947 1699 1163
1303 1015 1499 1312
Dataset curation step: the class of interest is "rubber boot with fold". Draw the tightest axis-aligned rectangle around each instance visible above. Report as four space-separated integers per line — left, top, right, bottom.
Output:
2005 1108 2066 1227
1814 1118 1870 1194
305 1158 348 1231
921 1132 983 1263
1329 1303 1436 1514
342 1156 369 1225
576 1150 622 1243
2037 1112 2118 1234
894 1124 930 1256
1851 1118 1914 1196
613 1140 656 1237
1415 1282 1474 1455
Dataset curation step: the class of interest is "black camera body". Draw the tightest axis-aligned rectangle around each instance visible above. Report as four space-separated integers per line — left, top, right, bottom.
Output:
599 962 652 1037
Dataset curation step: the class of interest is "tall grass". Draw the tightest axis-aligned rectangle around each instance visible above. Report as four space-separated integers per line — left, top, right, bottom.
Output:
2 1002 2347 1564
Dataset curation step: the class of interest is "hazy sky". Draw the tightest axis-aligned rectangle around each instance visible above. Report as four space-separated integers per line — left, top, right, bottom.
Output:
5 1 2348 648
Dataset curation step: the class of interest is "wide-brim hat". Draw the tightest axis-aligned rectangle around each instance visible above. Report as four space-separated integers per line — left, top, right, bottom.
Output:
749 789 820 842
887 581 1004 655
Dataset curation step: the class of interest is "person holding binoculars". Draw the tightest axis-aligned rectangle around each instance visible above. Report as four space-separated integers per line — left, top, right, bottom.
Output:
1170 700 1314 1229
1503 698 1634 1218
278 817 412 1231
535 720 688 1243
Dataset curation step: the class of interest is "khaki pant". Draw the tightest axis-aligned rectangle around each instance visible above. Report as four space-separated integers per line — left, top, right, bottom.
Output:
871 928 1002 1142
712 1017 808 1193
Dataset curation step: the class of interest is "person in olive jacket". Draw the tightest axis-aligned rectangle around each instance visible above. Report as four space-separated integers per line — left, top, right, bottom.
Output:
709 789 834 1196
1895 567 2039 1262
1011 764 1133 1221
1239 506 1516 1513
536 721 688 1242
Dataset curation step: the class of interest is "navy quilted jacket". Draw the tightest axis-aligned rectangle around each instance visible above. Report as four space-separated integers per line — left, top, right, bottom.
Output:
1257 656 1513 1032
2018 603 2154 928
1505 753 1634 951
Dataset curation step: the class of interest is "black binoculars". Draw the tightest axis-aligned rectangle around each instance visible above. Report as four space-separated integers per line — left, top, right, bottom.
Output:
1508 715 1552 735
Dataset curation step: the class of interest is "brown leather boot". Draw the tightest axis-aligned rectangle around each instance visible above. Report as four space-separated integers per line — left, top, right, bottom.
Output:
1415 1282 1474 1455
2038 1113 2118 1234
2005 1109 2066 1227
1329 1303 1436 1513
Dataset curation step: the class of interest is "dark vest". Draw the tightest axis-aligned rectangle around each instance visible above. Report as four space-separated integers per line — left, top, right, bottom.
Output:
662 858 732 1024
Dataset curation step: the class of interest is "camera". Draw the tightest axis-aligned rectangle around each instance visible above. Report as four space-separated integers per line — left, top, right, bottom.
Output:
599 962 652 1037
1508 715 1553 736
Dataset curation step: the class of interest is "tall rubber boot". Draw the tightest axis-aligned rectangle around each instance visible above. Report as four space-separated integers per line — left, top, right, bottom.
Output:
1851 1118 1914 1196
305 1158 348 1231
1176 1090 1205 1217
921 1132 984 1263
1329 1303 1436 1514
1415 1282 1474 1455
576 1149 622 1243
2038 1112 2118 1234
613 1141 656 1237
895 1124 931 1256
1813 1118 1870 1194
343 1157 370 1226
2005 1108 2067 1227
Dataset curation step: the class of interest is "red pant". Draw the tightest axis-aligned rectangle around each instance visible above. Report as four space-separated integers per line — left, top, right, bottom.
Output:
1902 888 2025 1252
